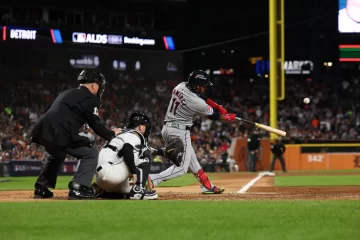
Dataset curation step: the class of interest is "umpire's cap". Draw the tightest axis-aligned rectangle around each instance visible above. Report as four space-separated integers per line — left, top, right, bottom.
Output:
187 70 213 92
77 70 106 99
127 111 152 138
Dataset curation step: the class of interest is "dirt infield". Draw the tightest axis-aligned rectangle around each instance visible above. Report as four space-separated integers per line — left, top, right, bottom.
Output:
0 172 359 202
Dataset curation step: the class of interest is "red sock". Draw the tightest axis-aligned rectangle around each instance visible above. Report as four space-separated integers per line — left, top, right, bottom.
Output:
194 169 212 190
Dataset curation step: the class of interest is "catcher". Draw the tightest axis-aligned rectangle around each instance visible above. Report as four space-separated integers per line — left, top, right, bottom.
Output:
92 112 184 200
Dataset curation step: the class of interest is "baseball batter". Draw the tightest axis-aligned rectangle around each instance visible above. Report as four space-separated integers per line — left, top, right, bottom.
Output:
93 112 158 200
148 70 236 194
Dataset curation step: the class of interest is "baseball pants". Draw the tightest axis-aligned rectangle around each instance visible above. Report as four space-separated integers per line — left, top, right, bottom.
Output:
35 139 98 188
150 126 212 189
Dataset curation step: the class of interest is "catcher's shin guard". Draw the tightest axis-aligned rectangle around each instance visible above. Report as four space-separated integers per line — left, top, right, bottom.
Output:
194 169 225 194
130 162 158 200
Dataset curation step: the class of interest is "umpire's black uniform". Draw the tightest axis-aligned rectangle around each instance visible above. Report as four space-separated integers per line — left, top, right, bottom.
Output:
31 70 116 199
269 140 287 172
247 131 261 172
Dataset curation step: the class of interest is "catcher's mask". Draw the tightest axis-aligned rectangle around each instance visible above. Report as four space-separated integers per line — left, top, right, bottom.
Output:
187 70 213 93
77 70 106 100
126 111 152 138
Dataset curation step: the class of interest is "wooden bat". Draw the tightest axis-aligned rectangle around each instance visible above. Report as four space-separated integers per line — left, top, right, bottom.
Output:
235 117 286 137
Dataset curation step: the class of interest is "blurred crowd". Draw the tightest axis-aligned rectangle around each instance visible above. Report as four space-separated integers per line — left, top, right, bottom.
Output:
1 65 360 164
0 6 156 40
0 69 236 163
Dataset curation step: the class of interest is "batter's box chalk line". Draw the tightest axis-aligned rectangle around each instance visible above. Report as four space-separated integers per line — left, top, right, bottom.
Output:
237 171 275 194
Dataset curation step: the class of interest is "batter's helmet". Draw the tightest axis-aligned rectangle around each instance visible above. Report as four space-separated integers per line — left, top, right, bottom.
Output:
187 70 213 92
127 112 152 138
77 70 106 99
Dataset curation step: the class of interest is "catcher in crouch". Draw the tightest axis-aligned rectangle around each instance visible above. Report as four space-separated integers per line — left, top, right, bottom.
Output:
92 111 184 200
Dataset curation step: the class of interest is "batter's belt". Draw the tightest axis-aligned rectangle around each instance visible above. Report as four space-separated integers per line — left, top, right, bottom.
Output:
164 121 191 130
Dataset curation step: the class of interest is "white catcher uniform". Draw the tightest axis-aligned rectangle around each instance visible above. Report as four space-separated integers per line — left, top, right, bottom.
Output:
95 129 149 194
149 81 222 193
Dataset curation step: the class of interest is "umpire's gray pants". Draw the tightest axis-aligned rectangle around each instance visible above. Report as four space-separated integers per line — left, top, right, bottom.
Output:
35 140 98 188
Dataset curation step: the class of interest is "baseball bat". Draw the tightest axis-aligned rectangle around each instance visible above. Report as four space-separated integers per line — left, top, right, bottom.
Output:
235 117 287 137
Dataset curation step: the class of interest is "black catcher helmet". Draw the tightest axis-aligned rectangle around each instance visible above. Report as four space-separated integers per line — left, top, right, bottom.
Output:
187 70 213 92
77 70 106 99
126 111 152 138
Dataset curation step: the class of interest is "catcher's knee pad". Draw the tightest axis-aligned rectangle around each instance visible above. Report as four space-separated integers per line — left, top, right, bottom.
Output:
136 162 150 187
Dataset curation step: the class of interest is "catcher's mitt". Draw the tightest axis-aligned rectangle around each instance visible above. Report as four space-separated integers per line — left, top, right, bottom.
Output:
164 138 184 167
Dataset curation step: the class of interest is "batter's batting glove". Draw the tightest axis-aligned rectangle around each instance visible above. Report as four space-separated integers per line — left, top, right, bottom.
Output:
222 113 236 121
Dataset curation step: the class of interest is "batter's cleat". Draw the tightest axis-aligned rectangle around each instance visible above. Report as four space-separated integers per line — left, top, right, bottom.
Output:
68 182 95 200
202 186 225 194
145 176 154 191
34 184 54 199
143 189 158 200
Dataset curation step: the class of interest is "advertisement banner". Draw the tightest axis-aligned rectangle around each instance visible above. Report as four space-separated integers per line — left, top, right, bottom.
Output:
9 160 43 177
5 160 79 177
1 26 175 50
1 160 225 177
282 146 360 171
65 31 174 50
232 139 360 171
69 32 170 50
1 26 63 43
256 60 314 75
69 55 100 69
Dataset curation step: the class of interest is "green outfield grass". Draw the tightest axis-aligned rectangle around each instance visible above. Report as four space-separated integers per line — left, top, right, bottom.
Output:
1 201 359 240
0 173 219 190
275 175 360 186
286 169 360 173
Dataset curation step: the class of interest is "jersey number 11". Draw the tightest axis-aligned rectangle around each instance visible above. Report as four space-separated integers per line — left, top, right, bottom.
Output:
170 98 181 115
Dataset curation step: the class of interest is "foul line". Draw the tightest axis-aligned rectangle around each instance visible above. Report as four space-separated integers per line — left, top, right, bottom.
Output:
238 173 264 193
237 172 275 194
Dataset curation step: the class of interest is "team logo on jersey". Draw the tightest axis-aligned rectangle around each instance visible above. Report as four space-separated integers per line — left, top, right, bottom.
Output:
207 106 213 114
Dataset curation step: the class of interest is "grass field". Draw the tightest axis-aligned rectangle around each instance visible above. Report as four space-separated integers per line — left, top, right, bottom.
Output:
1 201 359 240
275 175 360 186
0 173 215 190
1 171 360 240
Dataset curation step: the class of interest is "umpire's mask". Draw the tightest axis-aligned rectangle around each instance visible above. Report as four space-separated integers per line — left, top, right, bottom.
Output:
77 70 106 100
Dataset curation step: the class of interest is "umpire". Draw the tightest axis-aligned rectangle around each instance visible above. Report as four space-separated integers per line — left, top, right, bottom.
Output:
31 70 121 200
247 129 261 172
269 138 287 172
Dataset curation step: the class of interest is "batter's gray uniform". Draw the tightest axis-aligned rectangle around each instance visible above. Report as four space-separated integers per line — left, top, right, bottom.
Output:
149 82 217 192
